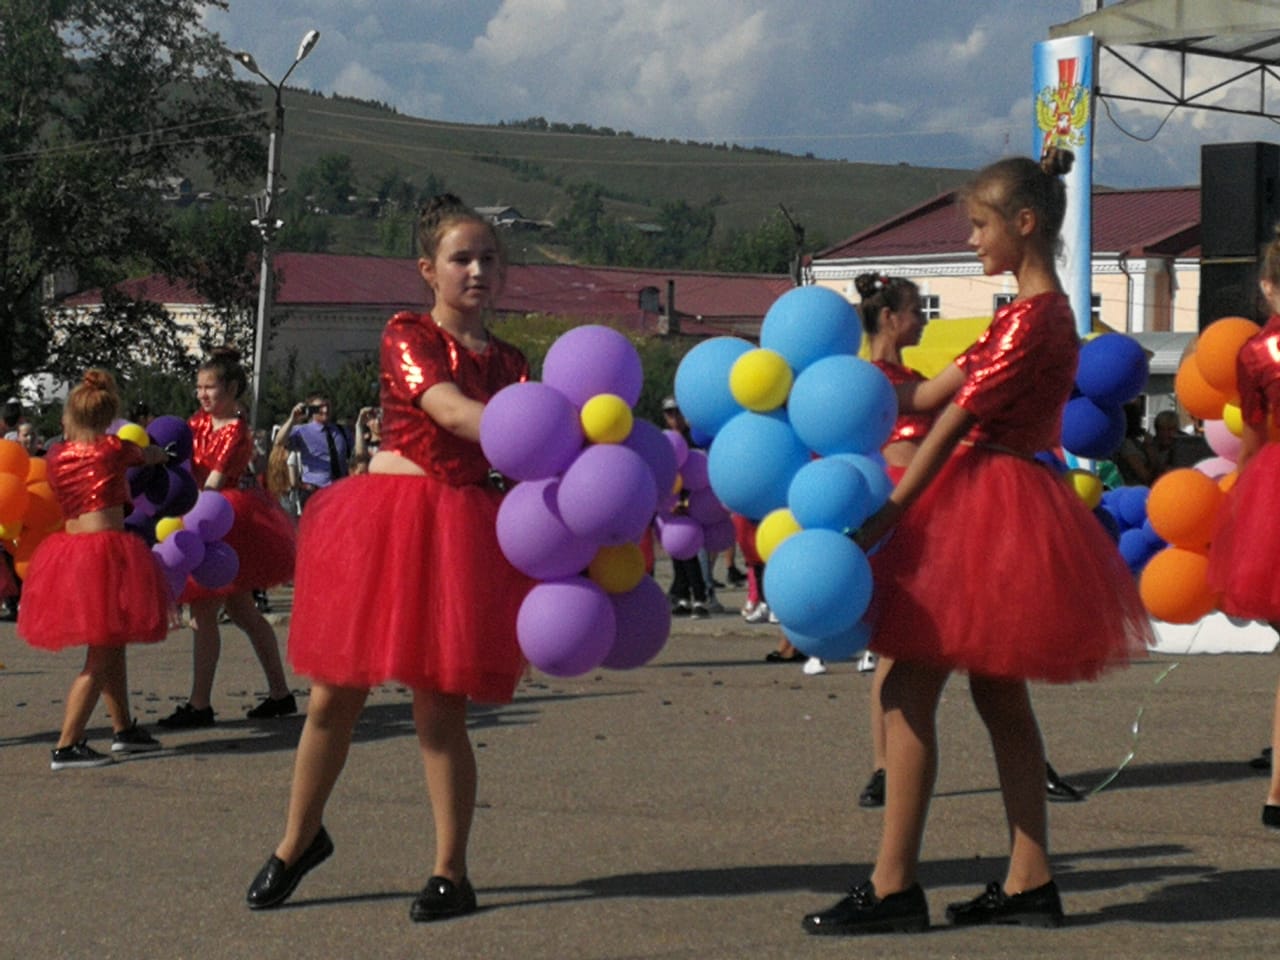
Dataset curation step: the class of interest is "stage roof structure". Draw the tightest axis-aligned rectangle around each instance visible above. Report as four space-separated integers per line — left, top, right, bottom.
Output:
1050 0 1280 121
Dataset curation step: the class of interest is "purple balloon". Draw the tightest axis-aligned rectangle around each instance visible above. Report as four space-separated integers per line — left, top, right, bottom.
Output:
656 513 704 560
480 382 584 481
124 510 158 545
703 517 737 553
146 415 194 464
602 576 671 669
184 490 234 542
147 465 199 517
159 561 186 600
623 419 678 499
664 429 689 467
517 577 617 677
541 325 644 408
680 449 710 491
154 528 205 575
496 478 599 580
557 444 658 546
192 540 239 590
685 486 728 526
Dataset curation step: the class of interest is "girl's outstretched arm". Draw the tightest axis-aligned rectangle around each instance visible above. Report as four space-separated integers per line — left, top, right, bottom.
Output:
420 381 485 441
897 362 965 414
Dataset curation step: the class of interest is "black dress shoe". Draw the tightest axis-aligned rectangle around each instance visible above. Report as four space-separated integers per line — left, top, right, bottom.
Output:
1045 762 1084 803
246 693 298 719
1264 804 1280 829
410 875 477 922
945 879 1064 927
246 827 334 910
802 880 929 935
1250 747 1272 770
858 768 886 808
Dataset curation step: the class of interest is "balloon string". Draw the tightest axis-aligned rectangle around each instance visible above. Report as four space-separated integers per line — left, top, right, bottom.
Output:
1086 660 1180 797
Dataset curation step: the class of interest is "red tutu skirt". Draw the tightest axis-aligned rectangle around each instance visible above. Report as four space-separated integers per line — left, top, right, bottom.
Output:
182 486 295 602
1208 443 1280 620
868 446 1152 682
287 473 534 703
18 530 169 650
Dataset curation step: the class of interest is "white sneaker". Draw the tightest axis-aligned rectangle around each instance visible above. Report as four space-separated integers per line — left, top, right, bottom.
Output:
744 602 771 624
802 657 827 676
768 609 780 624
740 601 759 619
856 651 878 673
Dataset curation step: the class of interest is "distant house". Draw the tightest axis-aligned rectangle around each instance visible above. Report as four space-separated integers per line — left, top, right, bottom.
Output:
476 206 549 231
55 254 792 375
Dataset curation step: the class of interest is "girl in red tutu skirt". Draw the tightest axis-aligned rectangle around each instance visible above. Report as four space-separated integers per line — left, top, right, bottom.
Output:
19 370 171 769
159 347 295 728
1207 231 1280 830
803 149 1152 937
246 195 534 921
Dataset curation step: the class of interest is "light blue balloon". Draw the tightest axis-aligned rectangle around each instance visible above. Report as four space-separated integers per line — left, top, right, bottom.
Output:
784 620 873 661
763 528 872 638
759 286 861 372
830 453 893 513
706 410 810 521
788 355 897 455
787 457 874 533
673 336 753 438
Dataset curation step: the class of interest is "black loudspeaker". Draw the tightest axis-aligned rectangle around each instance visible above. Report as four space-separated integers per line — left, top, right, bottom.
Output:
1200 142 1280 328
1201 142 1280 258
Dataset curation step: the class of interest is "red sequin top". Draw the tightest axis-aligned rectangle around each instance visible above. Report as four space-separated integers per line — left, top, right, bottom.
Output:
45 435 145 519
873 359 932 444
1236 314 1280 428
954 291 1079 455
379 312 529 485
188 410 253 487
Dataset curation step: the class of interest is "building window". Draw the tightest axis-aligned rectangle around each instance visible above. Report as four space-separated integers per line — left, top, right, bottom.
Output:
993 293 1015 312
1091 294 1102 327
920 294 940 320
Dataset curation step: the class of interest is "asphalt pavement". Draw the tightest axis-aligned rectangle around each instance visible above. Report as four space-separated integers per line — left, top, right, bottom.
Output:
3 577 1280 960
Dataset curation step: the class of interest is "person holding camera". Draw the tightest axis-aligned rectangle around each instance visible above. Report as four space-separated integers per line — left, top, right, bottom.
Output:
273 394 350 510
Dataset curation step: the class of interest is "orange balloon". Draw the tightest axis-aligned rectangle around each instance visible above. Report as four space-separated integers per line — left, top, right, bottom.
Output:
14 559 30 579
1139 546 1217 624
0 439 30 479
1175 356 1229 421
22 481 61 533
13 528 48 563
1218 471 1239 494
1146 468 1223 549
25 457 47 484
1194 316 1260 399
0 473 29 528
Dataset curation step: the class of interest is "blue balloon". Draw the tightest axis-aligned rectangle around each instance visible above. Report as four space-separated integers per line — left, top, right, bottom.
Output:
763 528 872 637
673 336 752 438
706 410 810 520
1118 527 1158 574
787 457 874 533
788 355 897 455
1061 396 1125 460
830 453 893 514
1076 334 1149 406
1092 505 1121 543
1114 485 1150 529
1140 516 1166 549
759 286 861 372
784 620 872 661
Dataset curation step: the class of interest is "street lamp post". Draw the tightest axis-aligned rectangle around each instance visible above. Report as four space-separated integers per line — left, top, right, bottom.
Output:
232 29 320 431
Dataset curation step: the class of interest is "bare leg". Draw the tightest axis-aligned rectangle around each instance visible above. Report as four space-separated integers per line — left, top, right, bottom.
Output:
274 682 368 865
869 655 893 771
414 689 475 882
1268 626 1280 807
187 598 223 710
57 646 115 747
97 646 134 732
969 674 1052 894
869 660 949 895
224 591 291 698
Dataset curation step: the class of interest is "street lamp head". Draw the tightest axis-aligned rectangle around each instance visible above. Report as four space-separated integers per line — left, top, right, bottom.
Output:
297 30 320 64
232 50 260 74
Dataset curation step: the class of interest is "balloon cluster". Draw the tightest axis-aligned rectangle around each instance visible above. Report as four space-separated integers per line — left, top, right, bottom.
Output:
1061 333 1149 459
674 285 897 659
1096 485 1165 575
118 416 239 598
0 440 64 578
652 436 736 562
480 325 672 677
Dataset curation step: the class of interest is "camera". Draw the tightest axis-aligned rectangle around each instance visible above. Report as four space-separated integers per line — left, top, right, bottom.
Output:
306 403 323 416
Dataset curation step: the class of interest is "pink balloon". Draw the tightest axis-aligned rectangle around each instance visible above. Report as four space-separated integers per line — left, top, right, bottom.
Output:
1202 419 1241 462
496 478 599 580
1194 455 1236 479
557 444 657 546
480 382 584 481
602 576 671 669
656 513 704 559
517 577 617 677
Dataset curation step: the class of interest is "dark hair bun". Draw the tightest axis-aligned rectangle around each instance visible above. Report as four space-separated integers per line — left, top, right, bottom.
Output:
210 345 242 365
1040 146 1075 178
853 273 881 299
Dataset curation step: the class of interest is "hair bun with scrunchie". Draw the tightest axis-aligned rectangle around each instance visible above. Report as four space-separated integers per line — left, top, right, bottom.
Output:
1040 146 1075 178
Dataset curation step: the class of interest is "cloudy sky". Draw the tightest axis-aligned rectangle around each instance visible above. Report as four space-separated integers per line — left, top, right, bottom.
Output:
203 0 1280 188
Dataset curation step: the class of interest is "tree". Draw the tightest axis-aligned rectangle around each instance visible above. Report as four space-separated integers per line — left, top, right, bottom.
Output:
0 1 263 393
296 153 359 215
169 202 260 355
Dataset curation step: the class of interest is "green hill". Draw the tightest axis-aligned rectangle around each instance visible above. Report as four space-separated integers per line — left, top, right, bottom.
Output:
209 86 973 260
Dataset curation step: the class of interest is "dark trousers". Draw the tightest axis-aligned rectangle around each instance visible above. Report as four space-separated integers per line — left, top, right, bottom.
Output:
669 556 707 604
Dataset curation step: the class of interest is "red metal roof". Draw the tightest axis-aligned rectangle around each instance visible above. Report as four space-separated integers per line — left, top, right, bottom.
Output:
817 186 1202 260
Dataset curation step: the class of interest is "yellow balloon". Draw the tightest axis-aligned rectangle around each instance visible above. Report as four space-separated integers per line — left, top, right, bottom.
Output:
155 516 184 542
756 507 802 562
1066 469 1103 510
580 393 633 444
116 422 150 447
729 348 793 412
588 542 646 594
1222 403 1243 438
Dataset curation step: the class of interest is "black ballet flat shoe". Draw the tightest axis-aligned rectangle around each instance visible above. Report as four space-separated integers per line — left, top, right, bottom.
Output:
245 827 334 910
858 768 886 808
246 693 298 719
1045 763 1084 803
1249 746 1272 771
410 875 478 922
802 880 929 936
945 879 1064 928
1263 804 1280 829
